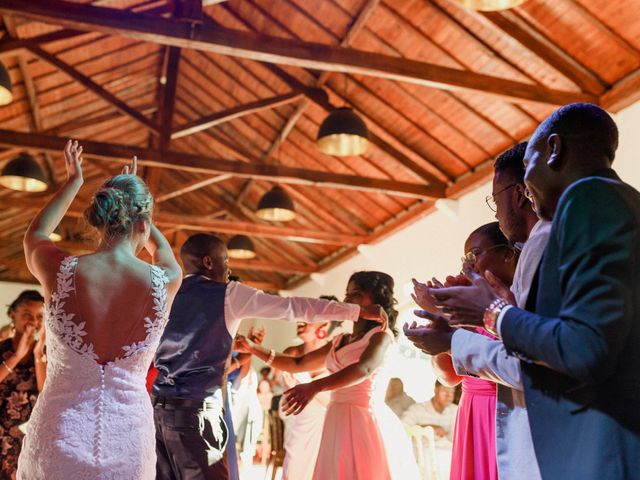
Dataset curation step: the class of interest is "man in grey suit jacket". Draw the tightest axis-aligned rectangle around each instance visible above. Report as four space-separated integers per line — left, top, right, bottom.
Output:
407 103 640 478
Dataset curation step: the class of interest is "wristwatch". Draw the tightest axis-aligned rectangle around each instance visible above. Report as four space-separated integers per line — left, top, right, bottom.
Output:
483 298 509 337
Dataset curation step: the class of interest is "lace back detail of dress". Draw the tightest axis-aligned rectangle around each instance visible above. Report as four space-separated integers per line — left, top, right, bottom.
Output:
47 256 170 367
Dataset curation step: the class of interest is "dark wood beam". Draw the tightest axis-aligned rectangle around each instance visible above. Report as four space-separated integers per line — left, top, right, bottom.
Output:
0 195 366 245
171 92 302 139
0 0 597 106
159 46 181 149
156 173 232 203
0 129 444 198
481 10 606 95
600 68 640 113
27 45 161 134
0 28 86 57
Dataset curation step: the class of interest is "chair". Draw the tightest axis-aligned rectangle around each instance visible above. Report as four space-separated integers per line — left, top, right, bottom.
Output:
406 425 439 480
264 410 285 480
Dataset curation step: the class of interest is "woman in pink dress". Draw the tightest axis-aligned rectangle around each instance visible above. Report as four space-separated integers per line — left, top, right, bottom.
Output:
235 271 419 480
427 222 517 480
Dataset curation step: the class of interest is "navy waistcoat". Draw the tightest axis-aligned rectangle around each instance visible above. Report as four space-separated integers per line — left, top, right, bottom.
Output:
153 276 232 400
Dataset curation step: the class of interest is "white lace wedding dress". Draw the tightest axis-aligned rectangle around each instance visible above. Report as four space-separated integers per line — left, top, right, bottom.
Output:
17 256 169 480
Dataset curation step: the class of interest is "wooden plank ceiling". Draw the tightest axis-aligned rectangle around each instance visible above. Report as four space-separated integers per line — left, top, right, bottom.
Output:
0 0 639 291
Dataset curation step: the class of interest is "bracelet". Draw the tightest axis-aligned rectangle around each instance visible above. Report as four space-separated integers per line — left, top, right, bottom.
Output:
265 349 275 366
2 360 14 374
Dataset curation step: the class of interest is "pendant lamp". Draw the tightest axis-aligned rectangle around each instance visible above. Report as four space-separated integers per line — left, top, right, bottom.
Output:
227 235 256 260
256 186 296 222
49 228 63 242
450 0 526 11
0 153 48 192
0 61 12 105
317 107 369 156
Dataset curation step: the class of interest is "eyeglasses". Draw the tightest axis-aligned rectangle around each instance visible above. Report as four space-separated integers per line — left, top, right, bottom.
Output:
461 244 509 265
485 184 518 212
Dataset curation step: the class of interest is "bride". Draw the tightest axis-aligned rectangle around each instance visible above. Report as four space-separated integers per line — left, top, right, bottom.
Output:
17 141 182 479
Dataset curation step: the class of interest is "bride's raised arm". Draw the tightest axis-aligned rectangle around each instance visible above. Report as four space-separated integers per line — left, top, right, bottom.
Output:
24 139 84 285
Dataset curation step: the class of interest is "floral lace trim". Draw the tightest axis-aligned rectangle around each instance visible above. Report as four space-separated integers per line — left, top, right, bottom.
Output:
121 265 169 358
48 256 98 361
49 256 169 364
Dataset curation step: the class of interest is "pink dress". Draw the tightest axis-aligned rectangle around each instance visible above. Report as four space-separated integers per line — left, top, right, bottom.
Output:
312 326 420 480
450 329 498 480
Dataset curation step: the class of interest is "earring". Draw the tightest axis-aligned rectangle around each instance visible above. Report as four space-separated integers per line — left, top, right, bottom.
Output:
316 329 328 340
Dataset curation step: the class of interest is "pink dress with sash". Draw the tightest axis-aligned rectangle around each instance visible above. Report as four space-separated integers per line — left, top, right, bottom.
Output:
312 326 419 480
450 328 498 480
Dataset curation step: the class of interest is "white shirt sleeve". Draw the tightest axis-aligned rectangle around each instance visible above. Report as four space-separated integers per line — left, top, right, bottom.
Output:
224 282 361 337
496 304 514 338
450 328 523 390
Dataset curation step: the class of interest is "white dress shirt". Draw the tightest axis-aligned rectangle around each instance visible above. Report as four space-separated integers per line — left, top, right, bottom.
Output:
402 400 457 446
451 220 551 480
223 281 361 337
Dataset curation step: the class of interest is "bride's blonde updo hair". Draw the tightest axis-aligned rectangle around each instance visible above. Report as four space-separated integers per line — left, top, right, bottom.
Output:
84 174 153 238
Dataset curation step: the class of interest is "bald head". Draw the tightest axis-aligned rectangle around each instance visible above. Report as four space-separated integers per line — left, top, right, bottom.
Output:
533 102 618 168
180 234 230 282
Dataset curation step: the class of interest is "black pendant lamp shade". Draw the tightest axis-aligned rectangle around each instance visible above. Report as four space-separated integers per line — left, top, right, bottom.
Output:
256 186 296 222
0 61 12 106
227 235 257 260
0 153 48 192
317 107 369 156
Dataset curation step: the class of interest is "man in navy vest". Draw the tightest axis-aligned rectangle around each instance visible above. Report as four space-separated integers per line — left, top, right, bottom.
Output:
153 233 384 479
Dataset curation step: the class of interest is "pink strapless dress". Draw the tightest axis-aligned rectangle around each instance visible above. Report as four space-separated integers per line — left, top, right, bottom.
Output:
450 329 498 480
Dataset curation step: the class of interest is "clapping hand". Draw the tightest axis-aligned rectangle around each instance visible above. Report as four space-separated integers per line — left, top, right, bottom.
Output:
33 324 46 361
64 139 83 183
359 304 388 330
403 319 454 356
232 335 253 354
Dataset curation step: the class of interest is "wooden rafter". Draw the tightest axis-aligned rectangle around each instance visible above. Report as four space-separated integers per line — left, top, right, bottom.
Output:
0 129 443 198
172 91 302 139
0 0 597 106
156 173 232 203
0 195 365 245
601 68 640 113
480 10 606 95
27 45 161 134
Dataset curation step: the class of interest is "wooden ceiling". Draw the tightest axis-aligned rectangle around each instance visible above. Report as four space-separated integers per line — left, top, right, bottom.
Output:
0 0 638 291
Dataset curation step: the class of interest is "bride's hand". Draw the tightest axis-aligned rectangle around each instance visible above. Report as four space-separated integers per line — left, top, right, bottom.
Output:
64 139 83 183
122 155 138 176
282 382 319 416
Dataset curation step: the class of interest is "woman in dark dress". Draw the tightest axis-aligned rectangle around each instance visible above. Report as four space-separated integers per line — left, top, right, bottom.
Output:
0 290 46 479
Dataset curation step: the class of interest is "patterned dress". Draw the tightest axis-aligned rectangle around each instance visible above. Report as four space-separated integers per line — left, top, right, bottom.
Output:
0 339 38 479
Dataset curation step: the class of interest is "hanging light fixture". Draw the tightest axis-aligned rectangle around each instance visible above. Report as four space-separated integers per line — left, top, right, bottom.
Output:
227 235 256 260
0 153 48 192
256 186 296 222
450 0 526 11
0 61 12 105
49 227 63 242
317 107 369 156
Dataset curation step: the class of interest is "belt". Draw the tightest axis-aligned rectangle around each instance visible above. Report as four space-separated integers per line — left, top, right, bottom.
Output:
151 395 219 410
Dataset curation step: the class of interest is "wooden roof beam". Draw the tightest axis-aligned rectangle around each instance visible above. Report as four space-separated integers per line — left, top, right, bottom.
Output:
480 10 606 95
0 195 366 245
156 173 232 203
27 45 161 134
229 258 316 275
600 68 640 113
171 91 303 139
0 0 596 106
0 129 443 199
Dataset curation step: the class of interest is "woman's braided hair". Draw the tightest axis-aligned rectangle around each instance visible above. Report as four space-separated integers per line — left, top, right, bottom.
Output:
84 174 153 238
